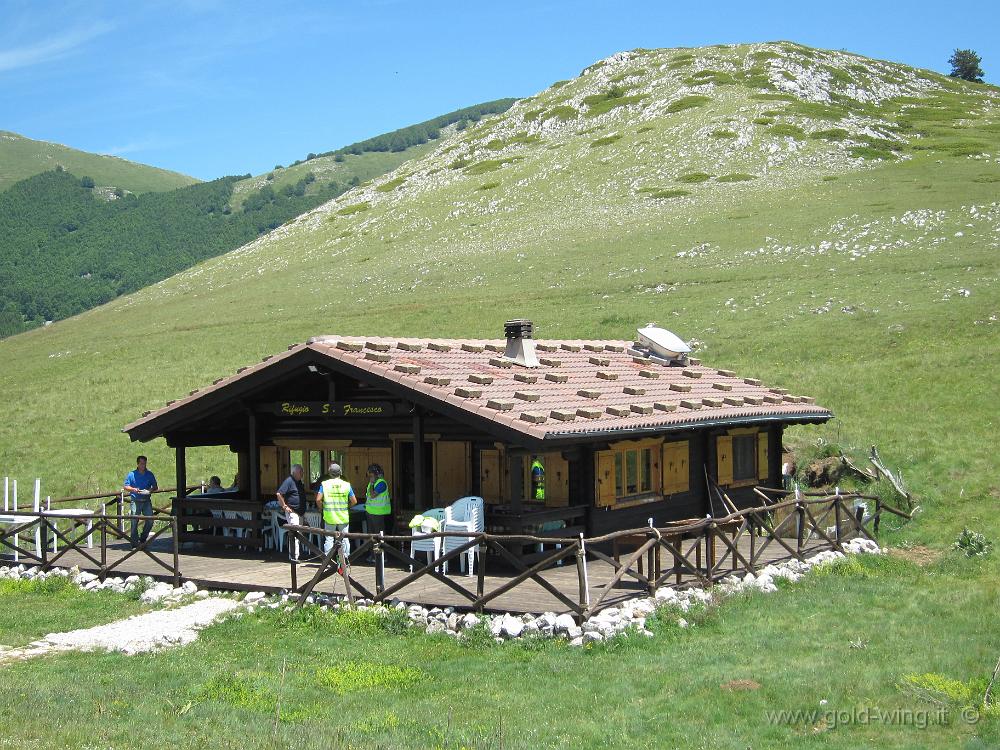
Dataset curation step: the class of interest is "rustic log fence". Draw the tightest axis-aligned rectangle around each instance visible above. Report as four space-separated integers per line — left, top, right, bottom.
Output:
0 509 180 586
285 490 909 618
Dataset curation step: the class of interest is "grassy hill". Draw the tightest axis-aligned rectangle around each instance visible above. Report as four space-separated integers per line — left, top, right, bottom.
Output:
0 130 197 193
0 41 999 747
228 98 517 210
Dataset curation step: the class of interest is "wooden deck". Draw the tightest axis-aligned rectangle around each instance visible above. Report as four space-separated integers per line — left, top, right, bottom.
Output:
50 534 824 615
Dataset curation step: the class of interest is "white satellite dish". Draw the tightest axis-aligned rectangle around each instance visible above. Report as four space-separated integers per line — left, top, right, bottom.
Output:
637 325 691 360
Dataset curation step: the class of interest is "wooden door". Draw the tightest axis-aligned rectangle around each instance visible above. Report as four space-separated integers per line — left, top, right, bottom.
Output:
479 449 501 504
544 453 570 507
436 441 470 502
259 446 281 495
343 448 370 492
595 450 616 507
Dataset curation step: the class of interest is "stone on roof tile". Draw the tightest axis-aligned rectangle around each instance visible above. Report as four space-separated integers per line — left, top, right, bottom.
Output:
514 373 538 383
394 364 420 375
583 344 603 352
577 407 603 419
623 386 646 395
366 341 390 352
606 405 630 417
744 378 762 386
487 399 514 412
724 396 744 406
577 389 601 399
688 357 702 365
550 409 576 422
596 371 618 381
653 401 677 412
680 399 702 410
365 352 391 363
520 411 548 424
712 382 732 391
489 357 513 369
630 403 653 415
783 395 802 403
428 342 452 352
560 343 581 352
605 344 625 353
337 341 363 352
703 398 724 408
536 343 558 352
485 344 505 353
469 374 493 385
763 395 783 404
589 356 610 366
716 369 736 377
539 357 562 367
770 387 789 395
397 342 422 352
424 376 451 386
461 343 485 353
638 369 659 379
455 387 482 398
669 383 691 392
744 395 764 405
514 391 540 402
682 369 702 379
545 373 568 383
632 356 648 365
801 396 816 404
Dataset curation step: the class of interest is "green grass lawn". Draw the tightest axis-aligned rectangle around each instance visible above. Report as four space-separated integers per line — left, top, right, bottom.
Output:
0 554 996 748
0 575 147 648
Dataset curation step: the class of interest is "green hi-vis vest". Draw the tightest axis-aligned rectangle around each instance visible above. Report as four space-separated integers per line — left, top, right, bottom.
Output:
321 477 352 525
531 460 545 500
366 478 391 516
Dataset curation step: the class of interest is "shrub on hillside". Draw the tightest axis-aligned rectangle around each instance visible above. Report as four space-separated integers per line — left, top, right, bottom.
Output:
953 528 991 557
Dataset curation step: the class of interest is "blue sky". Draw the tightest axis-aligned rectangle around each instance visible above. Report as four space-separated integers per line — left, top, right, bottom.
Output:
2 0 997 180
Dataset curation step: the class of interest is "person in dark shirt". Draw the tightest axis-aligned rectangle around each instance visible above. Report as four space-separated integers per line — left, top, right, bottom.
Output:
274 464 306 560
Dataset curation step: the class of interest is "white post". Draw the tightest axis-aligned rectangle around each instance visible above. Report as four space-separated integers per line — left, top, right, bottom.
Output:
12 479 17 562
3 476 7 511
33 478 41 554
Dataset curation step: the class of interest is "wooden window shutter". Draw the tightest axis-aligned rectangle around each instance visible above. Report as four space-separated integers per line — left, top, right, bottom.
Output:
661 441 690 494
479 449 501 504
717 436 733 486
757 432 769 481
259 446 281 495
545 453 570 507
596 450 616 507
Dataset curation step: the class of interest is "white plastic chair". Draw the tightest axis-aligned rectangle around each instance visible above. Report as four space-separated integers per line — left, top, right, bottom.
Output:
0 478 41 562
442 496 485 576
409 508 446 571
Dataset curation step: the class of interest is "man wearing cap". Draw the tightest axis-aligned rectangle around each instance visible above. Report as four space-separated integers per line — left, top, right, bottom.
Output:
315 462 357 557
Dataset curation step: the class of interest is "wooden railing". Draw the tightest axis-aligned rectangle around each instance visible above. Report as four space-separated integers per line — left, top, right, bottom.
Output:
284 491 908 618
0 509 180 585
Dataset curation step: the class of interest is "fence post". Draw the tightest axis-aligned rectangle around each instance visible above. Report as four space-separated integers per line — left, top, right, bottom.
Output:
40 514 49 569
100 515 107 576
796 502 806 558
834 497 843 549
476 537 487 607
374 531 385 598
576 534 590 616
171 517 180 587
873 499 882 535
339 536 354 605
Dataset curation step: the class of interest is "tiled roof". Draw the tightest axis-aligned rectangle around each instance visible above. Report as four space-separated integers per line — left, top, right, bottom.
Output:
125 335 832 442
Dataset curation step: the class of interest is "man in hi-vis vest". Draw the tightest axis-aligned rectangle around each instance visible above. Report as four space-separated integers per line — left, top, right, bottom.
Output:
365 463 392 534
315 463 357 557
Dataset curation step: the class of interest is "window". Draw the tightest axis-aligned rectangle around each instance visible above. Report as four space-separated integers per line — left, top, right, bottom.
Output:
732 435 756 481
597 442 659 507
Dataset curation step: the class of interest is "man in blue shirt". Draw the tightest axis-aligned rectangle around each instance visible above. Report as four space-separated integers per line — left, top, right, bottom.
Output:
124 455 158 548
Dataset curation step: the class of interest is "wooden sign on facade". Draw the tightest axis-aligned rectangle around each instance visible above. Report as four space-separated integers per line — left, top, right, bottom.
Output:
260 401 400 418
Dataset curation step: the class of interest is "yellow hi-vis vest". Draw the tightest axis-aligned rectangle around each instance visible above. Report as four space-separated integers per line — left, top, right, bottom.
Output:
531 459 545 500
366 478 391 516
320 477 352 525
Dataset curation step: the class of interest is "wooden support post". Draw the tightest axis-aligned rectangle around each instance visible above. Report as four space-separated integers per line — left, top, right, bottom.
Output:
247 411 260 503
175 446 187 499
339 539 354 605
40 516 49 569
476 541 487 606
412 408 425 509
172 517 180 586
834 497 843 549
873 500 881 535
576 536 590 615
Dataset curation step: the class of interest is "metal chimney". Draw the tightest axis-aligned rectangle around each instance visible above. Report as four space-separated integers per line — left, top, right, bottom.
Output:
502 319 539 368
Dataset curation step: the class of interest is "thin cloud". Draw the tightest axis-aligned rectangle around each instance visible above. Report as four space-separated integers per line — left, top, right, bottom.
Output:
101 135 174 156
0 21 115 74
